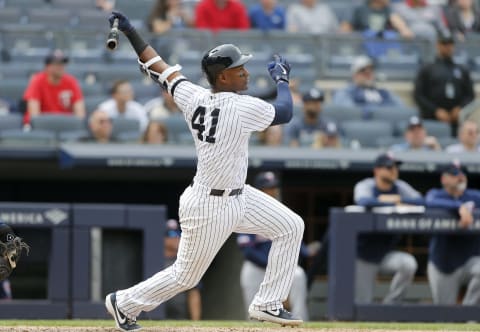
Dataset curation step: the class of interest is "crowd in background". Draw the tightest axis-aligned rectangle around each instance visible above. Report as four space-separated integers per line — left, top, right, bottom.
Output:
0 0 480 150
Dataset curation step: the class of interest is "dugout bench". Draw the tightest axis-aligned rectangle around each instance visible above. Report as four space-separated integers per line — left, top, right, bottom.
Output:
328 207 480 322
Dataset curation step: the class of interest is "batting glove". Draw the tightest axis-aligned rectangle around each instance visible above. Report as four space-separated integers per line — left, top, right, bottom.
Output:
109 11 135 34
268 54 291 84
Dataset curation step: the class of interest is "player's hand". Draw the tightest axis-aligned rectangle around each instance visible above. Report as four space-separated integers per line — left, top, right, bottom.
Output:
268 54 291 84
109 11 135 34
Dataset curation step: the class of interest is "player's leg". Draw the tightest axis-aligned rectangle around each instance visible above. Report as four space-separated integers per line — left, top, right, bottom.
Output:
288 265 309 320
240 261 266 319
379 250 417 303
462 256 480 305
355 259 378 303
427 261 461 304
235 185 304 324
113 186 244 320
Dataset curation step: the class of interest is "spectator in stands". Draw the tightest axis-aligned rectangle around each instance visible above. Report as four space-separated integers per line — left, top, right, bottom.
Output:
285 88 328 147
249 0 286 31
413 28 474 136
443 0 480 41
312 121 343 149
0 279 12 301
195 0 250 31
445 120 480 152
390 115 441 151
144 89 181 120
342 0 414 39
238 172 317 321
164 218 202 320
425 159 480 305
96 80 148 133
83 109 113 143
353 152 423 303
256 125 283 146
392 0 446 40
96 0 115 12
147 0 194 34
286 0 339 34
23 49 86 125
331 55 405 114
142 120 169 144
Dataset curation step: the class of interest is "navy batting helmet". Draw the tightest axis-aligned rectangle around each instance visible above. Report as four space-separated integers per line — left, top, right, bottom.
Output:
201 44 252 86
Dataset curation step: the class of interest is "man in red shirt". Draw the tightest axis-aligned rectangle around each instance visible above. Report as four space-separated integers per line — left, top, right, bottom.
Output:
195 0 250 31
23 49 86 123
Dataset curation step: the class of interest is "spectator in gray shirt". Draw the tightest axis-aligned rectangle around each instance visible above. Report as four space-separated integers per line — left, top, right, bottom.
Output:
286 0 339 34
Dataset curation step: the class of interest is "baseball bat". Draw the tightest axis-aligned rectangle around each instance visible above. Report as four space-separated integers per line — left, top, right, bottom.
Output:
106 18 119 51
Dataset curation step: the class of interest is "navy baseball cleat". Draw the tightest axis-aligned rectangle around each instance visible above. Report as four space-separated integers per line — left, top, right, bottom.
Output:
105 292 142 331
248 307 303 326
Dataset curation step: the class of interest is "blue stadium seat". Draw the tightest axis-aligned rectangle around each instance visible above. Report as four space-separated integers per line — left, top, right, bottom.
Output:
30 114 88 140
26 8 74 28
111 117 141 140
322 104 362 123
0 7 26 24
396 119 452 138
0 129 56 146
341 120 394 148
0 114 23 132
370 106 419 135
0 78 28 102
162 114 189 144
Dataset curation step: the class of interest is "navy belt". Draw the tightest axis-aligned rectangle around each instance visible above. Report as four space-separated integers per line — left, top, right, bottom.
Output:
190 181 243 197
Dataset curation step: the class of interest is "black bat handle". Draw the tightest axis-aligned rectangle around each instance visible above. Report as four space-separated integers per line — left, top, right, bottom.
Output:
106 18 119 51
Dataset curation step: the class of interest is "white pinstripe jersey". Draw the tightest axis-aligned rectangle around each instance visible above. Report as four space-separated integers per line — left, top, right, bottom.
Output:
173 80 275 189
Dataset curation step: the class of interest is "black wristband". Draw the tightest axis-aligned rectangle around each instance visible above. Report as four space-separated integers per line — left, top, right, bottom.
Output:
125 29 148 56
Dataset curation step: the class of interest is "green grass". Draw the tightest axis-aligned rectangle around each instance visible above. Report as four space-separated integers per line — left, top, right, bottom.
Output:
0 320 480 330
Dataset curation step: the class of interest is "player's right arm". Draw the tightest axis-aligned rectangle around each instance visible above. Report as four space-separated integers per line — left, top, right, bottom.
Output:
108 12 181 86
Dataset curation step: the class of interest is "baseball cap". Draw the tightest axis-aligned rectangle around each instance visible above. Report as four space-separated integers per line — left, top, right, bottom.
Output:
351 55 373 74
374 152 402 168
442 159 467 176
437 28 455 44
302 88 324 102
324 122 339 137
254 171 279 189
45 49 69 65
407 116 423 129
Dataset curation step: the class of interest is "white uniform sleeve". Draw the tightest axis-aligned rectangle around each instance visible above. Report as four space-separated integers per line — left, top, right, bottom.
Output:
170 79 209 117
237 95 275 133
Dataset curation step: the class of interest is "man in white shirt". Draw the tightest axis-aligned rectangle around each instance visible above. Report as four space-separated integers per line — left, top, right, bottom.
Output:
97 79 149 133
446 120 480 153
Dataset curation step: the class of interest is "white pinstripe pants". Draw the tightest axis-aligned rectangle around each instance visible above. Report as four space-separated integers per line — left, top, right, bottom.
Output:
116 183 305 318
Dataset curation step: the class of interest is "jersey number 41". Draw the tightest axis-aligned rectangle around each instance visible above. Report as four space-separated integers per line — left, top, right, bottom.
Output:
191 106 220 143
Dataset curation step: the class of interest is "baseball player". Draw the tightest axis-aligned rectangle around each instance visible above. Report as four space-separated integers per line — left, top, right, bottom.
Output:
353 152 423 304
425 160 480 305
237 171 311 321
0 223 29 284
105 11 304 331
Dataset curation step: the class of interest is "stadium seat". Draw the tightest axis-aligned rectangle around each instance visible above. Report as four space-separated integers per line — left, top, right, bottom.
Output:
0 129 56 147
0 78 28 102
396 119 452 138
111 117 141 139
26 8 74 28
370 106 419 135
1 25 56 62
322 104 362 123
0 114 23 132
0 7 26 24
162 114 189 144
30 114 88 140
341 120 394 148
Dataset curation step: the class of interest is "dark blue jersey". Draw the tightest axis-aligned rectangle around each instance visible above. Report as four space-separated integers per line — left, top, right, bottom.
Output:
354 178 424 263
426 188 480 273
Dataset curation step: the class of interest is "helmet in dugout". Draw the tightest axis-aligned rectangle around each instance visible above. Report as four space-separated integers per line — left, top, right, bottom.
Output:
201 44 252 86
0 223 29 281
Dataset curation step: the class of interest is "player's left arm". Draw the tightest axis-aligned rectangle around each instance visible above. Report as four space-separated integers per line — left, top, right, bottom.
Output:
268 55 293 126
